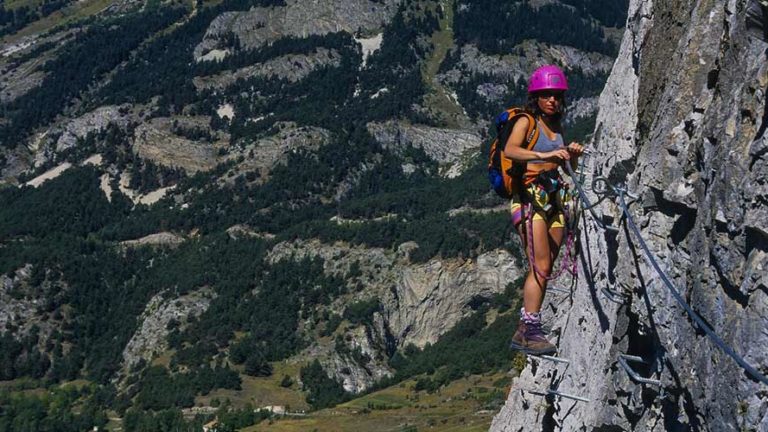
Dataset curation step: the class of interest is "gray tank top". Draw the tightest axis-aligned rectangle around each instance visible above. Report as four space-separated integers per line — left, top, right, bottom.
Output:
529 120 564 164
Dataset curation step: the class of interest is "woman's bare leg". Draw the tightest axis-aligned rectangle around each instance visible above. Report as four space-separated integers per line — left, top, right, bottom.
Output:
548 225 565 271
521 218 553 313
511 215 561 354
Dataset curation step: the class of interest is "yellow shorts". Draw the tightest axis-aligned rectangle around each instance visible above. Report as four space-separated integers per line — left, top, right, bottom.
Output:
510 196 565 229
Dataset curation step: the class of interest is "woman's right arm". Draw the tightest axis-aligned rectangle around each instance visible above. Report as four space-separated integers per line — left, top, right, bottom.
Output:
503 117 570 162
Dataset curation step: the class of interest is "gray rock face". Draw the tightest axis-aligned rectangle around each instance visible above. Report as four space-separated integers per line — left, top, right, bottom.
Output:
567 96 599 122
366 120 481 176
133 118 220 174
268 239 521 392
0 68 45 105
120 288 215 376
492 0 768 430
0 31 72 104
225 224 275 240
53 105 133 153
389 248 521 348
269 239 520 349
194 0 401 60
320 316 394 394
0 145 32 184
120 232 186 249
227 123 331 181
439 43 614 86
0 265 63 351
18 105 134 173
193 48 342 90
476 83 510 103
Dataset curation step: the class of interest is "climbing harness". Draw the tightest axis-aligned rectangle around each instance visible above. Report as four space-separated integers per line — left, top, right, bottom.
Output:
524 206 578 281
519 170 579 282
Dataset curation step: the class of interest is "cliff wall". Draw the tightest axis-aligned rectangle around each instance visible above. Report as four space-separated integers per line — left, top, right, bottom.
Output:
492 0 768 430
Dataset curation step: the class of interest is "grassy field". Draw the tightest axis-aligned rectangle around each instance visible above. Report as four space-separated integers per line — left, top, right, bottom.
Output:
242 372 511 432
195 360 310 412
3 0 41 11
420 0 469 129
1 0 112 42
151 349 175 368
2 0 209 43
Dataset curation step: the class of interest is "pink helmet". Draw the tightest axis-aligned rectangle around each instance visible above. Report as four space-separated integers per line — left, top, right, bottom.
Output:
527 65 569 93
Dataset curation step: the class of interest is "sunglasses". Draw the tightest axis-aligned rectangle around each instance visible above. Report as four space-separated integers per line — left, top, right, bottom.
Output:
536 91 564 100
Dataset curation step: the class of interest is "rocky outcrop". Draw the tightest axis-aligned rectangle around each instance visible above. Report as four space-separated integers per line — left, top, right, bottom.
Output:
0 145 32 184
567 96 599 122
319 316 394 393
52 106 133 153
193 48 342 90
120 288 215 375
438 43 614 86
268 239 521 350
492 0 768 430
226 122 331 181
389 248 520 348
0 68 44 105
120 232 186 249
270 238 520 393
0 31 70 104
0 265 40 334
194 0 400 60
0 265 63 350
367 120 480 176
133 118 220 174
225 224 275 240
24 106 133 171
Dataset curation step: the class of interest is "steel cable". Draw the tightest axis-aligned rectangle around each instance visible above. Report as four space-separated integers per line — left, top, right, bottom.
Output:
561 161 767 386
616 191 768 386
563 163 617 232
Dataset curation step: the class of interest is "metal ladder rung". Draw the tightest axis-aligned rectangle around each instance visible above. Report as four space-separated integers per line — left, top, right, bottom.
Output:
601 287 627 304
548 286 571 294
530 354 570 364
618 354 662 386
548 389 590 402
527 389 590 403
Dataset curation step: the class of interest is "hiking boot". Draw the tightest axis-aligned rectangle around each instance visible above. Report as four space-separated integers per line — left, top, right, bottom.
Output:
509 319 557 355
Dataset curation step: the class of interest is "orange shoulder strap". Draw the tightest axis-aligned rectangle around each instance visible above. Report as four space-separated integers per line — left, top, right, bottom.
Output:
507 112 538 150
523 113 538 150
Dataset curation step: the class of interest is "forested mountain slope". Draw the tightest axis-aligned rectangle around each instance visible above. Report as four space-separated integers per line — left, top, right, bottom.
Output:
0 0 626 430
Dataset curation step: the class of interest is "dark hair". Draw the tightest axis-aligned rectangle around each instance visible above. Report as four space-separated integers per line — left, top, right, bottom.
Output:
525 93 567 125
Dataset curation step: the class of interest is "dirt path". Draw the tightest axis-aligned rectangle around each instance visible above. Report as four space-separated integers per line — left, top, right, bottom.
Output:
25 162 72 187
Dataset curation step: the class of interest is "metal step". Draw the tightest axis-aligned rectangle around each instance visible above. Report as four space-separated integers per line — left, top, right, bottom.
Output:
547 286 571 294
618 354 662 386
527 388 590 403
529 354 570 365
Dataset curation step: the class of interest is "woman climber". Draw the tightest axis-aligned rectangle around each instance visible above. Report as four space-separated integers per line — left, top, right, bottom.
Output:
505 65 583 355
